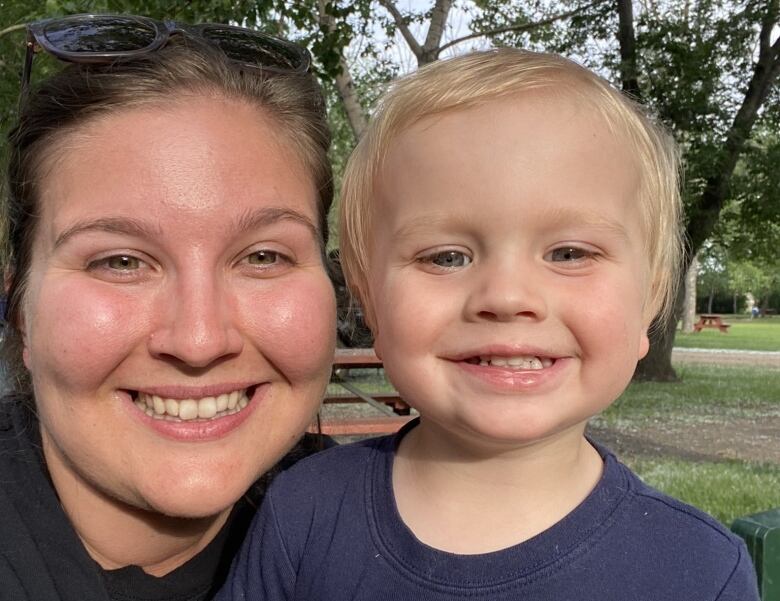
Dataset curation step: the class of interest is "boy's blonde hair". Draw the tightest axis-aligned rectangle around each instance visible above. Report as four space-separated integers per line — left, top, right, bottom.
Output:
339 48 683 328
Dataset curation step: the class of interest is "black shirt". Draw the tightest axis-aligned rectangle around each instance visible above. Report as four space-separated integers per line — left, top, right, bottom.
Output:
0 395 329 601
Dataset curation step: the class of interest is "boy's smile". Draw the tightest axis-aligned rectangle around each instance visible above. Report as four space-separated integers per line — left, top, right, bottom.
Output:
367 90 651 451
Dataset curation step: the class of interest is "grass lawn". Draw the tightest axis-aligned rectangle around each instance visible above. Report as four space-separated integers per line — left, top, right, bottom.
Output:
623 458 780 526
606 363 780 419
674 317 780 351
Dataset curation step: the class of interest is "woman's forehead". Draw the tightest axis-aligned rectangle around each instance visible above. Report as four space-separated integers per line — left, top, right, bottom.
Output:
34 97 319 240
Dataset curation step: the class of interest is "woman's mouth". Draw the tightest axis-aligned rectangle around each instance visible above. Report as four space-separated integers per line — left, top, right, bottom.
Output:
464 355 555 370
130 386 255 421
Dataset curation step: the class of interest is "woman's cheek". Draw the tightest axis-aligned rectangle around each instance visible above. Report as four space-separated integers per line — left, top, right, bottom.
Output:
240 273 336 379
26 279 148 382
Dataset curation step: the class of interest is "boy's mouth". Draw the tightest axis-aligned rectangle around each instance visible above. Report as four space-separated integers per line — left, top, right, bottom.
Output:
464 355 554 370
129 386 256 421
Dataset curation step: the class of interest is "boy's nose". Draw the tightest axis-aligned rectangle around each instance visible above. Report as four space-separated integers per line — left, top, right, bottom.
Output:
147 275 243 368
464 259 547 322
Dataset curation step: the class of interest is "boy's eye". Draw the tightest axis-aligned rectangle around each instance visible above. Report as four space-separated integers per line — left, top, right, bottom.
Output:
247 250 279 265
421 250 472 269
546 247 592 262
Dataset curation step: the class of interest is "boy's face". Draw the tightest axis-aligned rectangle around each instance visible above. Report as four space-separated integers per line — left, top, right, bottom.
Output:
367 92 651 450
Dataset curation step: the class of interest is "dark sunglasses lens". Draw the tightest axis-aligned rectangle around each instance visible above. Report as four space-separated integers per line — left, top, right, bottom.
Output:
202 27 307 71
41 16 159 53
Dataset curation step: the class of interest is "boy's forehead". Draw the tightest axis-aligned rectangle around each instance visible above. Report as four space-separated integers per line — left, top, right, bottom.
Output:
373 89 646 238
379 90 638 183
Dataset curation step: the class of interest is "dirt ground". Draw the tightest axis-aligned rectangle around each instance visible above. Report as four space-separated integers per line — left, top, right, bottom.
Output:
589 349 780 465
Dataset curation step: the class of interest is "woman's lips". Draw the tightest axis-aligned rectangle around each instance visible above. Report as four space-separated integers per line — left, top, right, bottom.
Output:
121 384 266 442
132 387 254 421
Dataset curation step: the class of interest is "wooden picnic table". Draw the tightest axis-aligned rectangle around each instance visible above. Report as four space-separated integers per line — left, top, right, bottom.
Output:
693 314 731 333
308 348 413 436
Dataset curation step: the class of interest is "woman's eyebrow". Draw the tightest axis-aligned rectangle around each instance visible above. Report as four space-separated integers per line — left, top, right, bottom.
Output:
53 208 320 249
235 206 320 240
54 217 162 249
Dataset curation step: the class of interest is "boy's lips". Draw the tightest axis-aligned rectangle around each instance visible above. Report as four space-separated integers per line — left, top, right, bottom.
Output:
463 355 554 370
445 346 565 370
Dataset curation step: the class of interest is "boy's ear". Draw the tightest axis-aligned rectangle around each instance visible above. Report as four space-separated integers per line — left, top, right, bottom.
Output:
637 329 650 360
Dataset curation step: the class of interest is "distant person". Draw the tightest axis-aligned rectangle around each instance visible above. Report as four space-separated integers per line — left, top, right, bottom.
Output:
220 49 759 600
0 14 337 600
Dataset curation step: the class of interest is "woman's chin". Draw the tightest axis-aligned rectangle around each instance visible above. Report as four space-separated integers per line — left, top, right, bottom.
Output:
137 470 256 519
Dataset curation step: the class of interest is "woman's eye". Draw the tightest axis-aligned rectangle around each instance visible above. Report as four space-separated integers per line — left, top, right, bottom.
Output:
421 250 472 269
89 255 142 271
547 247 593 262
247 250 280 265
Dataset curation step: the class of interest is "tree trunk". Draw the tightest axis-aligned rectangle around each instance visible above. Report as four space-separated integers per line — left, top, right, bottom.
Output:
733 293 738 315
318 0 368 139
335 65 368 139
616 0 641 99
707 289 714 313
681 255 697 332
634 283 683 381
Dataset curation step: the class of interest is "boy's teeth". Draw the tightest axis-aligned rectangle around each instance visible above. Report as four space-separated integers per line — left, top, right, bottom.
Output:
478 355 551 370
134 389 251 421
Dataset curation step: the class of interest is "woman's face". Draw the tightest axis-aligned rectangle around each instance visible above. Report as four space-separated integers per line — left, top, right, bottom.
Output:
21 96 336 518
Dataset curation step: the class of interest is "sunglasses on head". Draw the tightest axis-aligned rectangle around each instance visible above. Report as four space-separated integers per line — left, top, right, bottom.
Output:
22 14 311 93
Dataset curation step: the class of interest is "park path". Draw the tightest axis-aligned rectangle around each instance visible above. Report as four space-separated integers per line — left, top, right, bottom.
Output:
672 347 780 368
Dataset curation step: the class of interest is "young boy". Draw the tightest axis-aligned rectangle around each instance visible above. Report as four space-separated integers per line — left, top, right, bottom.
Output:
220 49 759 600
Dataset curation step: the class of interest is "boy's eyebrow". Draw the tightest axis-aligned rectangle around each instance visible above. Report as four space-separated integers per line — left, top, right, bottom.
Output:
54 207 319 248
391 214 472 239
391 208 632 241
539 206 632 241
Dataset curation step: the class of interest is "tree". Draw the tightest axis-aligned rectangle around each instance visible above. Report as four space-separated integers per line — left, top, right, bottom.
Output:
2 1 778 379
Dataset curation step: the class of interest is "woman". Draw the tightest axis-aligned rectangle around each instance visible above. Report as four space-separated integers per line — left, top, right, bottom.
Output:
0 15 336 600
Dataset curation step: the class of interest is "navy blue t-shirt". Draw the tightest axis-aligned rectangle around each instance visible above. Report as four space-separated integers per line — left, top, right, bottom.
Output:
220 422 759 600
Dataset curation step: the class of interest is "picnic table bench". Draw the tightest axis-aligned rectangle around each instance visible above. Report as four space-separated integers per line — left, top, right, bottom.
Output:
309 348 413 436
693 314 731 333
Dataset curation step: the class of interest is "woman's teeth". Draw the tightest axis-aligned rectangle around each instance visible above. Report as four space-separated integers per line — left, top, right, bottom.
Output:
134 389 250 421
472 355 553 370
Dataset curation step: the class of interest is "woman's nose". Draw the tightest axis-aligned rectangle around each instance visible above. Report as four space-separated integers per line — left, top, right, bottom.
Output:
464 258 548 322
148 276 243 368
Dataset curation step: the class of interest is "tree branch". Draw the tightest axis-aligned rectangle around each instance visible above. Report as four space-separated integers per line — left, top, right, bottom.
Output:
616 0 642 100
420 0 452 65
0 23 26 39
317 0 367 138
378 0 423 60
687 1 780 253
437 0 604 56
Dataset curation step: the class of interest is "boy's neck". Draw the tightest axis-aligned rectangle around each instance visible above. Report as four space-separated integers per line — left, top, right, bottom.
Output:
392 420 603 554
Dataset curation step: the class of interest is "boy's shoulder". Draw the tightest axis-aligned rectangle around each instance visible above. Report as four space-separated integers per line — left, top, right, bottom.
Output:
268 432 392 499
616 455 742 547
597 451 756 596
